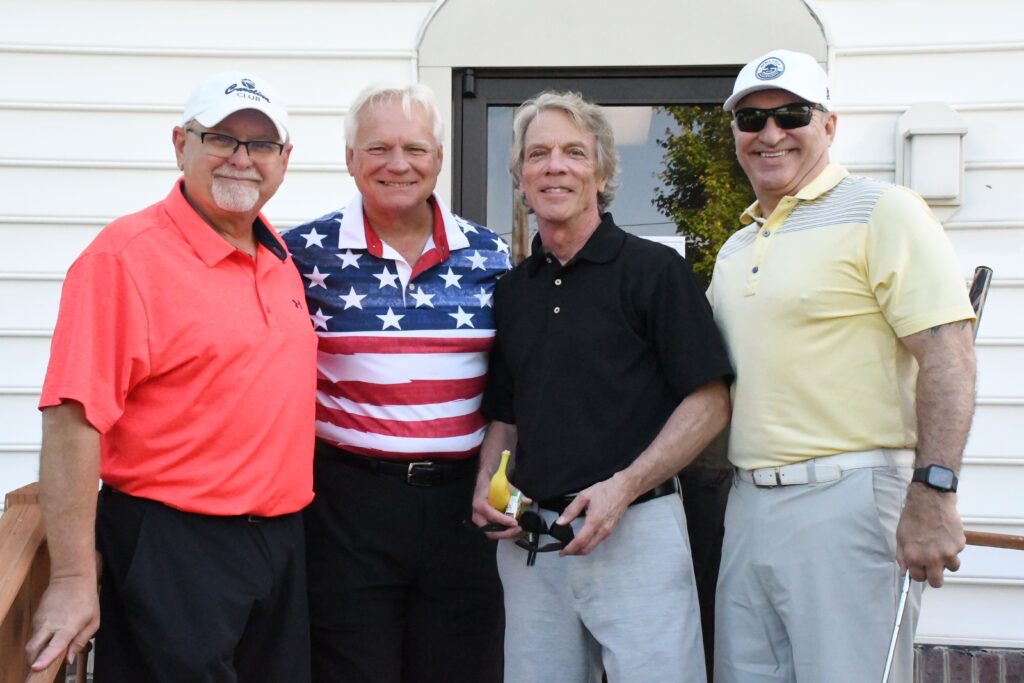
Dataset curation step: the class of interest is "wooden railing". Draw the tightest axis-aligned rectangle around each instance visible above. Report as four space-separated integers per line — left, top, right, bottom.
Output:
0 484 85 683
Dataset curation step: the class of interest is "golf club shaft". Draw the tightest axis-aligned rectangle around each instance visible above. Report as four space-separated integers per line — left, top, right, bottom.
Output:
882 572 912 683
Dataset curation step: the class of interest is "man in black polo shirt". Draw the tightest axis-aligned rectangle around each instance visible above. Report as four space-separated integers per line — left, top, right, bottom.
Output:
471 91 733 683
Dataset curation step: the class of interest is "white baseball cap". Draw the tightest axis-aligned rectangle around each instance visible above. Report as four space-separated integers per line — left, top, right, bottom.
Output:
183 72 289 141
724 50 831 112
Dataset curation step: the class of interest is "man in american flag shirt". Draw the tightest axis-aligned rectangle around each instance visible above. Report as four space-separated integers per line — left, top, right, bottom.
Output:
282 83 509 683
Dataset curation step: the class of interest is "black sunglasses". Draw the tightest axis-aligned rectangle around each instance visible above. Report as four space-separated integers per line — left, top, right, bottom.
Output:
733 103 826 133
515 510 575 566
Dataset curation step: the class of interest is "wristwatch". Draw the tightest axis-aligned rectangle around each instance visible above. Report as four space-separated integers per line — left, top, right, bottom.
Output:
912 465 958 493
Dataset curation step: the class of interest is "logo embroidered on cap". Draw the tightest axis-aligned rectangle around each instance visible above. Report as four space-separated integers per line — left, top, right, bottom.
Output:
224 79 271 103
755 57 785 81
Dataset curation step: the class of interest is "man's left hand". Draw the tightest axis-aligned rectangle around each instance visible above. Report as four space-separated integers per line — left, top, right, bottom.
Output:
896 484 966 587
556 473 635 555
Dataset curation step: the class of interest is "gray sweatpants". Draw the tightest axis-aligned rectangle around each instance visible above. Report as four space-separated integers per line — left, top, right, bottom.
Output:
497 494 706 683
714 464 921 683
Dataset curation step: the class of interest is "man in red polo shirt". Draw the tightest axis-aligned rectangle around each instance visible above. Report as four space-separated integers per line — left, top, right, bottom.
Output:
25 72 317 682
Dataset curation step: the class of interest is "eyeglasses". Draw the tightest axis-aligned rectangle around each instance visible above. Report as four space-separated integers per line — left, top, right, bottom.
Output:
515 510 574 566
733 103 826 133
186 129 285 159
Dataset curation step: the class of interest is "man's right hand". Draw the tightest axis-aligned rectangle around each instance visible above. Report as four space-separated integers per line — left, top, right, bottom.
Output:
471 472 523 539
25 574 100 670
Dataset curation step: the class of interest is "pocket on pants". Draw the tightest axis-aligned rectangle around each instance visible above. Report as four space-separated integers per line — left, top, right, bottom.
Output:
869 467 912 560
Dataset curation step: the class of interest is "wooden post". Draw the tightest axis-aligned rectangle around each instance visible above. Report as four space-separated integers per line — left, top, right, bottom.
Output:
0 483 68 683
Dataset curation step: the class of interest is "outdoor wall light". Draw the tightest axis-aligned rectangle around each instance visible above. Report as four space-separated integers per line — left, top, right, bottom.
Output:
895 102 968 206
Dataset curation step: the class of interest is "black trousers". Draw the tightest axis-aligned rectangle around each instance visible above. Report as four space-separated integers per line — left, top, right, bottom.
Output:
679 466 733 682
93 487 310 683
305 451 503 683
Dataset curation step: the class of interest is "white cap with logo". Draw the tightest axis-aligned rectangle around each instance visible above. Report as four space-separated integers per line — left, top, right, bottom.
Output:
724 49 831 112
183 71 289 142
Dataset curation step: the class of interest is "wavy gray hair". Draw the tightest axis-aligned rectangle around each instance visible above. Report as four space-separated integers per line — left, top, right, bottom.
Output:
508 91 620 213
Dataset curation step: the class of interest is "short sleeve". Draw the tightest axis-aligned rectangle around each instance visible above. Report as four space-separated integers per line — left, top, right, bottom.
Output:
39 252 152 432
866 186 975 338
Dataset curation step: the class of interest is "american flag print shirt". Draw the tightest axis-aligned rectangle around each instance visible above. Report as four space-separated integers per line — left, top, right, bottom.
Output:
282 193 511 460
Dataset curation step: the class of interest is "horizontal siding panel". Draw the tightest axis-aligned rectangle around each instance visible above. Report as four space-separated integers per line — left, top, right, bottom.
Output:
958 463 1024 521
954 540 1024 583
0 52 409 108
0 166 178 219
0 336 51 389
287 113 350 167
831 109 1024 166
837 166 1024 219
1 2 431 52
960 109 1024 164
965 403 1024 459
0 223 101 274
0 393 40 445
0 279 61 331
976 344 1024 399
833 51 1024 107
968 283 1024 338
260 174 358 227
0 451 40 509
0 166 356 226
946 228 1024 280
953 168 1024 224
0 109 180 162
918 580 1024 648
0 109 348 166
829 112 897 166
815 0 1024 47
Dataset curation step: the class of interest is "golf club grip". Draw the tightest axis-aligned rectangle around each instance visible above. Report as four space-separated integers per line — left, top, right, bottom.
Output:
965 530 1024 551
968 265 993 340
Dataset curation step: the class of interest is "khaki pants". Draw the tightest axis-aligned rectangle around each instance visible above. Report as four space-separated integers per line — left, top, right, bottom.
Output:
715 465 921 683
498 494 706 683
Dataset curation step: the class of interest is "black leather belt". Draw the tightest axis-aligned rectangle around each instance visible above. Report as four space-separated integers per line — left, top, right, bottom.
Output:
100 485 277 523
537 476 680 515
314 440 477 487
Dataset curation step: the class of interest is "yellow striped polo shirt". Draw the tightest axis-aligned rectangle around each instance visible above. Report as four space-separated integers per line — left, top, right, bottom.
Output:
707 164 975 470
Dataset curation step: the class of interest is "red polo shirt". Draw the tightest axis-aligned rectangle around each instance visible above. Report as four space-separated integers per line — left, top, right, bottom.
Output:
40 180 317 516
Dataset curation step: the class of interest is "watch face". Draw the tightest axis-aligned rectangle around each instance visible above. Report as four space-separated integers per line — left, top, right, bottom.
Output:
929 467 956 489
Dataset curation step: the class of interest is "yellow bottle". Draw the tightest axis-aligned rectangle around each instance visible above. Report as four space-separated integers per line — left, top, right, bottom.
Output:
487 450 512 511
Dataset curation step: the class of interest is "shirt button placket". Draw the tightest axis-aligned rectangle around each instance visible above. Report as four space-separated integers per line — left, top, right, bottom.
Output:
552 272 563 316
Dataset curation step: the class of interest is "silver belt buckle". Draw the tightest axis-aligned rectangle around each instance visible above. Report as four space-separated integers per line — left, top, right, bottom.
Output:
753 466 782 487
407 460 435 486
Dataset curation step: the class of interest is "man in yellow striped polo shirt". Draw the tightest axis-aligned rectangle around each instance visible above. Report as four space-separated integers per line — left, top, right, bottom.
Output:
709 49 977 683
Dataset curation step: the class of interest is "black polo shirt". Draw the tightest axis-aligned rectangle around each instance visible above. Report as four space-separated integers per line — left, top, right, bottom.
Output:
482 214 733 500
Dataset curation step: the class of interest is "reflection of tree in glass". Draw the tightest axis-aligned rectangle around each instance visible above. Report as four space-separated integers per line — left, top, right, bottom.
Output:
652 106 753 285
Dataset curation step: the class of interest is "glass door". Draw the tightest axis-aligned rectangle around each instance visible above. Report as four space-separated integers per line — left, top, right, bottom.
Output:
452 68 752 283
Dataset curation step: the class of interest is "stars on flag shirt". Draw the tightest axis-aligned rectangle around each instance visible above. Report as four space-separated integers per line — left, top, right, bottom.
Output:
282 192 511 460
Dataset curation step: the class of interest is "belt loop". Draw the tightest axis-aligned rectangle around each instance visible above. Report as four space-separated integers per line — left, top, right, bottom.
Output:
806 459 818 485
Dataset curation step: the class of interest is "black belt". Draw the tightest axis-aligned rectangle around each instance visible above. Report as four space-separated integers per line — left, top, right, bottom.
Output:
314 440 477 487
100 485 278 524
537 476 680 515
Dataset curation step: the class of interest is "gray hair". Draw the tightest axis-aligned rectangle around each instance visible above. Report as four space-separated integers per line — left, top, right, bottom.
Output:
508 91 620 213
345 82 444 147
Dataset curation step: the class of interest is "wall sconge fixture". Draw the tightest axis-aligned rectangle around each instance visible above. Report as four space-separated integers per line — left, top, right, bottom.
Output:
895 102 967 206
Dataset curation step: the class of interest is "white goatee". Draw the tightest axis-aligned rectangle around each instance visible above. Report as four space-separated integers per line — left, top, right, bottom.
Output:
212 176 261 212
